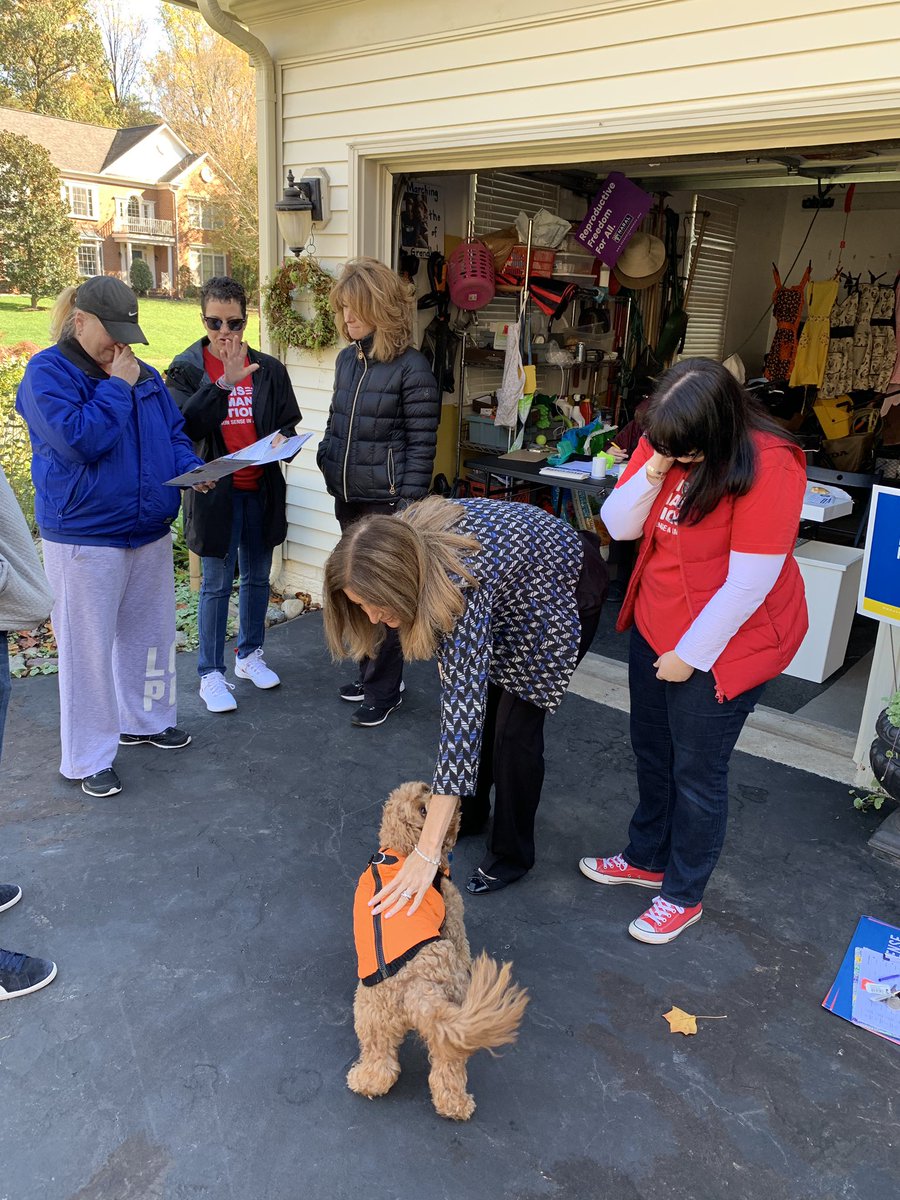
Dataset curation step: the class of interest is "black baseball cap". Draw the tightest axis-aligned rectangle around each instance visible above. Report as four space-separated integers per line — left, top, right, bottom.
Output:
75 276 149 345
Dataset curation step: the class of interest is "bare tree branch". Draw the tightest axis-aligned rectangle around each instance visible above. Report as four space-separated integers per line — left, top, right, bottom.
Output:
93 0 147 109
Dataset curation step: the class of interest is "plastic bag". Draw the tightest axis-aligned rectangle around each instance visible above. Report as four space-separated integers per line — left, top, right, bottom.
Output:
515 209 571 250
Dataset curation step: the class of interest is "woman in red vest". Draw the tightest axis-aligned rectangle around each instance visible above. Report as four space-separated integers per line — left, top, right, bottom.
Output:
580 359 808 944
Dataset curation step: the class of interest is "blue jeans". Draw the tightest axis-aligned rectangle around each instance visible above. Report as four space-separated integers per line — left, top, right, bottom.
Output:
198 490 273 677
624 626 764 907
0 636 10 765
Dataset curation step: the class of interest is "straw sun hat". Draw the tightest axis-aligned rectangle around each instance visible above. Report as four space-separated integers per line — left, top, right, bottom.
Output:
612 232 667 290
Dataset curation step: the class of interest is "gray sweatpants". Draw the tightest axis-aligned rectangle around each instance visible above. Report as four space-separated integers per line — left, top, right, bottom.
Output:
43 535 178 779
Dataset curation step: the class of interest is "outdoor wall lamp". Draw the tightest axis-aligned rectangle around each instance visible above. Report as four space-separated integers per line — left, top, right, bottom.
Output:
274 168 331 254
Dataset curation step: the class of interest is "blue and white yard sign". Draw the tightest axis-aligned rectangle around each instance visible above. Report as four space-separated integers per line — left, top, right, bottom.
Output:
858 485 900 626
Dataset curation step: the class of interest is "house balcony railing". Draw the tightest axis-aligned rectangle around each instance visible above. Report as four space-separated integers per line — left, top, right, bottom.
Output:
102 216 175 241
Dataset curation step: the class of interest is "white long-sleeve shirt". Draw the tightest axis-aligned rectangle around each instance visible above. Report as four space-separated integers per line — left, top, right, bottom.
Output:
601 465 786 672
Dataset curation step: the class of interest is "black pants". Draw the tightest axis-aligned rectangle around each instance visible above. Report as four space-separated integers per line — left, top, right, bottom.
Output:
463 532 609 882
333 498 404 706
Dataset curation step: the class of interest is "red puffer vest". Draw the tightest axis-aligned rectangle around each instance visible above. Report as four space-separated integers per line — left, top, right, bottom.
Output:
616 433 809 700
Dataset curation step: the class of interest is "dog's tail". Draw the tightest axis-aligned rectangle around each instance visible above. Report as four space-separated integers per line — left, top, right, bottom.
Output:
433 952 528 1055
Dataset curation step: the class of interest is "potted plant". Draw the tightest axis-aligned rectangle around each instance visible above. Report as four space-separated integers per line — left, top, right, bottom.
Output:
870 688 900 802
865 688 900 864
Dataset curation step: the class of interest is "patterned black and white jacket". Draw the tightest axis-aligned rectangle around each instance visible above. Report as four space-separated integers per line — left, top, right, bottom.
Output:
433 499 584 796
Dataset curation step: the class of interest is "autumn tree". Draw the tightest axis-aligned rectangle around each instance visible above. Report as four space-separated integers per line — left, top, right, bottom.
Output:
0 0 116 125
0 131 79 309
149 6 259 291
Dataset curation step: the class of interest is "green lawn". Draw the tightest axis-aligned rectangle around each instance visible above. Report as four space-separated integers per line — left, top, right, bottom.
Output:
0 294 261 373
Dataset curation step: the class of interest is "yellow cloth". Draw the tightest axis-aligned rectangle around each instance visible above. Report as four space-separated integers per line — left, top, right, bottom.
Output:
789 278 839 389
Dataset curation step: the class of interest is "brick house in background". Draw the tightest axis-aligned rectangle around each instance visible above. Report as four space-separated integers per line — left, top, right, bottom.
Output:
0 106 230 292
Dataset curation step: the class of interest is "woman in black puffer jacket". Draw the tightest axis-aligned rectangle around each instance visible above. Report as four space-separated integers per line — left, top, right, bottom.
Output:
317 258 439 729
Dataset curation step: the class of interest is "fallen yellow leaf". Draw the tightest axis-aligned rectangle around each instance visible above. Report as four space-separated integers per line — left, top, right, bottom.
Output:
663 1006 698 1035
663 1007 727 1036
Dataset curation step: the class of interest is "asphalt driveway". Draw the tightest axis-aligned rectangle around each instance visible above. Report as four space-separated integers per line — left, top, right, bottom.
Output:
1 612 897 1200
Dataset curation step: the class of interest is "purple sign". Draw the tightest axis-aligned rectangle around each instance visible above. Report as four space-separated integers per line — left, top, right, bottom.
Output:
575 172 653 266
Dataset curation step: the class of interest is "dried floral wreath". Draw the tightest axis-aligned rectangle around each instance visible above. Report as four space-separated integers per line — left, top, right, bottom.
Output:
262 256 338 352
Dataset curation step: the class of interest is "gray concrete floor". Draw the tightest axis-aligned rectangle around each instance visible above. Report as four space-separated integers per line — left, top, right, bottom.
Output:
1 613 898 1200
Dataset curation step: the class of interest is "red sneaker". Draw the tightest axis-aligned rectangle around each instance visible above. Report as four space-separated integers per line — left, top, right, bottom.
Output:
579 853 664 889
628 896 703 944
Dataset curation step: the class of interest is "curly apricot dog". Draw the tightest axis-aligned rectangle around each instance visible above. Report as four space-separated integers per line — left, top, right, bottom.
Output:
349 781 528 1120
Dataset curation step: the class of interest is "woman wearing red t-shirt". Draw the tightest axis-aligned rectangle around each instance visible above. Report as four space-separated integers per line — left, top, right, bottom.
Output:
580 359 808 944
167 278 301 713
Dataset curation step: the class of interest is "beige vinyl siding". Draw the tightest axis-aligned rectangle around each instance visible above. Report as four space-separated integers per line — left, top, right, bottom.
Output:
232 0 899 594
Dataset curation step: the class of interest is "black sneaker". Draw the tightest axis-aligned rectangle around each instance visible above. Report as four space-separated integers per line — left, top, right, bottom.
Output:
0 948 57 1000
119 726 192 749
0 884 22 914
351 697 403 727
341 681 405 703
81 768 122 797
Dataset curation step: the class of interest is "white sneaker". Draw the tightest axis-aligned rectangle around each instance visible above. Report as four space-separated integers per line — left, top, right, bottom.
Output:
234 648 280 689
200 671 237 713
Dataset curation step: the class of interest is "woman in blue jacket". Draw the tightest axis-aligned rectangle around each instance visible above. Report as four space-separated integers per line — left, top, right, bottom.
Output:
15 277 205 798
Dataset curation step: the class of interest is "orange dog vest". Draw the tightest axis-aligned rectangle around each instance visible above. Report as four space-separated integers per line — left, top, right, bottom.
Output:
353 849 447 987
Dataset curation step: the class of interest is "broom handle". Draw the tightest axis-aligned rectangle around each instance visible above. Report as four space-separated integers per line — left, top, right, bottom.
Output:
520 217 534 319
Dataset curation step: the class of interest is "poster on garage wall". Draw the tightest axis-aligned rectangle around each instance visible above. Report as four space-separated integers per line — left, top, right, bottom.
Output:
858 485 900 625
574 172 653 267
399 179 444 259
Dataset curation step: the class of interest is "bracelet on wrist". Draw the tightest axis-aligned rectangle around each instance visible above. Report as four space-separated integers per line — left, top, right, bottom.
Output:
413 845 441 867
215 377 235 392
645 465 668 482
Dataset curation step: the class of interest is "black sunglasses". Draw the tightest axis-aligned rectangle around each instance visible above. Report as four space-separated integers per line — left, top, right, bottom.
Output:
203 316 246 332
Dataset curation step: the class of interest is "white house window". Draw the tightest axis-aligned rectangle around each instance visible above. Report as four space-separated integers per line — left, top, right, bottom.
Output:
63 184 95 218
127 195 140 220
77 243 101 276
187 198 224 230
190 249 227 284
681 195 740 361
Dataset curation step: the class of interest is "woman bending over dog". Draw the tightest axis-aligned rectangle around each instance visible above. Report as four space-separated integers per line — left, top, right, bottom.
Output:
322 495 608 910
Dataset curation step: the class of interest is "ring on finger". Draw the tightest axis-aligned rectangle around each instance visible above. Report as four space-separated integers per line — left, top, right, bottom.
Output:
400 890 413 900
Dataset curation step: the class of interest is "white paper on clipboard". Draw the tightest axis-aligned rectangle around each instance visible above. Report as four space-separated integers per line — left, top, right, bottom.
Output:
165 431 311 487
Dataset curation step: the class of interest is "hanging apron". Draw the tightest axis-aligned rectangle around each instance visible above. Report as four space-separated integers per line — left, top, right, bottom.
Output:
764 264 811 383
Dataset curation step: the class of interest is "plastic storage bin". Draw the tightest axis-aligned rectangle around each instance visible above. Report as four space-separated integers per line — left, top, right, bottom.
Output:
465 413 512 451
553 251 597 278
783 543 865 683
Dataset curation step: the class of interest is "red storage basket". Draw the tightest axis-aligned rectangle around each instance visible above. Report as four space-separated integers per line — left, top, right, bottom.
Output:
502 244 556 281
448 239 495 310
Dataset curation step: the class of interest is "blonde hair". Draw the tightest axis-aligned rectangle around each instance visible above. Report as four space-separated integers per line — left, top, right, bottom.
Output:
329 257 415 362
49 286 79 342
323 497 481 662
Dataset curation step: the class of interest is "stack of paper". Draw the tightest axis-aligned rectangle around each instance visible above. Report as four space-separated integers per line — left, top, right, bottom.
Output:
539 460 594 481
165 431 312 487
823 915 900 1046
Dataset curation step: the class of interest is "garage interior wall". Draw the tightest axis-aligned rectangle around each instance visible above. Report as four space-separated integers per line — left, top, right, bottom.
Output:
228 0 900 594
